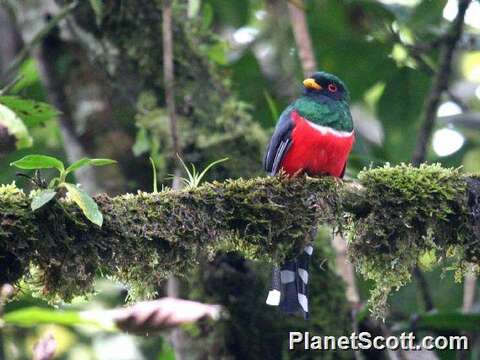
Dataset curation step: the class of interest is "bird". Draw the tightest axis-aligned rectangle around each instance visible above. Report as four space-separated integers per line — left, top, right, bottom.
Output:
263 71 355 319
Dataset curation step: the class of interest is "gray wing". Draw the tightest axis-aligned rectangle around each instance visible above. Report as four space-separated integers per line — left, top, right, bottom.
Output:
263 107 295 175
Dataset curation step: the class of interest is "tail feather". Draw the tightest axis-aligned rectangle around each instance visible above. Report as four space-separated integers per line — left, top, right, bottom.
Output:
266 266 281 306
266 245 313 319
279 261 300 314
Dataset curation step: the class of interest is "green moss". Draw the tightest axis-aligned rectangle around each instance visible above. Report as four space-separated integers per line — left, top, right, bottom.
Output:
1 164 477 318
0 183 35 285
345 163 475 317
0 176 339 302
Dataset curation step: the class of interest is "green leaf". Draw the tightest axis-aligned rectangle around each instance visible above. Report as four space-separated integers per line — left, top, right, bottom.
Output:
150 157 158 193
63 183 103 226
0 103 33 150
409 0 448 28
206 42 228 65
202 3 214 29
418 249 437 270
31 189 57 211
132 127 150 156
10 154 64 172
4 306 113 330
188 0 201 18
9 59 42 95
176 155 228 188
0 96 58 128
65 158 91 174
158 342 176 360
5 306 84 327
89 0 104 26
89 158 117 166
65 158 116 174
263 90 279 126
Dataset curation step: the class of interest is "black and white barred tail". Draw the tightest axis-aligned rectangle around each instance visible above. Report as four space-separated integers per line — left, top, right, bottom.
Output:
265 244 313 319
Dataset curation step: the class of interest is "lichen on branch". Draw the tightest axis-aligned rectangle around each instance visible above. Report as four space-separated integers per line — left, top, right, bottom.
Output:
1 164 478 316
346 163 479 317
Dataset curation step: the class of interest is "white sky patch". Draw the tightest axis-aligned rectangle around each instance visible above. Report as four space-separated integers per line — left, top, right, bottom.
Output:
433 128 465 157
444 0 480 28
255 10 267 20
443 0 458 21
232 27 259 45
378 0 420 5
475 85 480 100
471 67 480 81
93 334 144 360
437 101 463 117
465 1 480 28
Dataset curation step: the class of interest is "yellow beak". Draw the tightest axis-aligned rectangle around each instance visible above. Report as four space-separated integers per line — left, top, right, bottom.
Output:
303 78 322 90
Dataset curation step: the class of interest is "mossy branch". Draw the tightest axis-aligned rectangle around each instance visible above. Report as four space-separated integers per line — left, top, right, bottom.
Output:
347 164 479 316
1 164 478 316
0 175 338 301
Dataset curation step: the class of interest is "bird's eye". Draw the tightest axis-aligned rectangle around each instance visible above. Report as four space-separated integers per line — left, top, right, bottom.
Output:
328 84 338 92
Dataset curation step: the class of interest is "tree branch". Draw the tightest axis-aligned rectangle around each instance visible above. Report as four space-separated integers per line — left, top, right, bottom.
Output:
409 0 472 313
0 4 23 75
2 1 78 78
0 175 338 300
35 20 101 194
162 1 186 357
412 267 434 312
412 0 472 166
1 164 476 318
113 298 222 334
287 0 317 77
438 112 480 128
162 0 182 164
462 267 477 312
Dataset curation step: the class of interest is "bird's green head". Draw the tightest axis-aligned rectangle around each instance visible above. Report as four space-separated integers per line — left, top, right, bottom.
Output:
302 71 350 102
294 71 353 131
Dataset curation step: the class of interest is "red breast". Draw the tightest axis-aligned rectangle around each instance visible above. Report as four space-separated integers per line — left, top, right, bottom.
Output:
280 111 355 177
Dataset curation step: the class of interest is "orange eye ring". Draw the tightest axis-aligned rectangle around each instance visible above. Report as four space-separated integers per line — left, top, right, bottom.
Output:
328 84 338 92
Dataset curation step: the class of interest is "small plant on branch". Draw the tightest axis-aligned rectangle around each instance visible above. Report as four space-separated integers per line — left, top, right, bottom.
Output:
149 156 159 193
172 155 229 189
10 155 116 226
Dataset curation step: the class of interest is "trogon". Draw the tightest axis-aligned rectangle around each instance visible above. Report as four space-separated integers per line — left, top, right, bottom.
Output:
263 71 355 319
